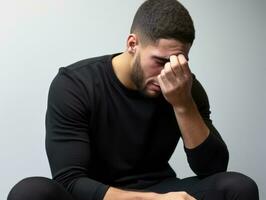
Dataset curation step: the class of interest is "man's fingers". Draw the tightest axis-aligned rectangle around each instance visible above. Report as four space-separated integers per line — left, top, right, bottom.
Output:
177 54 191 76
157 74 166 92
179 191 197 200
163 62 177 83
170 55 183 75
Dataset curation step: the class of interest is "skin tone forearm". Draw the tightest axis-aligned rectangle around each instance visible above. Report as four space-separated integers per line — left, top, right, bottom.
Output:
157 54 209 149
103 187 197 200
173 99 209 149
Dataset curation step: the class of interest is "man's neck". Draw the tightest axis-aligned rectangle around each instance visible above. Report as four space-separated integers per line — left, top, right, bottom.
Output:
112 52 136 90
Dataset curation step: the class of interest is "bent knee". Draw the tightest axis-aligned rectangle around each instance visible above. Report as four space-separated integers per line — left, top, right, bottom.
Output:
217 171 259 199
7 176 70 200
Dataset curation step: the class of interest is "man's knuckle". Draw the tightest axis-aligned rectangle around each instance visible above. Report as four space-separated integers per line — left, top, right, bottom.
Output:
181 60 188 66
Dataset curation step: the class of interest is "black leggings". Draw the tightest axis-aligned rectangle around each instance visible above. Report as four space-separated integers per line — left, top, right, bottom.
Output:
7 171 259 200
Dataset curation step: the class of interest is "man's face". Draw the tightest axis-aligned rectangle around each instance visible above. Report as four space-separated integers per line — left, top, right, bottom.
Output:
130 38 191 98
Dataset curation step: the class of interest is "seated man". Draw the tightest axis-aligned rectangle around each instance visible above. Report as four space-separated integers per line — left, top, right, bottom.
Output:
8 0 259 200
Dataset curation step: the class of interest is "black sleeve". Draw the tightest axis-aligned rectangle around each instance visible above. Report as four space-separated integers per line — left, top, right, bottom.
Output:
184 76 229 178
45 68 109 200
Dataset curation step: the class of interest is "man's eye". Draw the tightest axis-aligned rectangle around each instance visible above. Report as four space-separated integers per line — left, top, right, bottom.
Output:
156 61 165 66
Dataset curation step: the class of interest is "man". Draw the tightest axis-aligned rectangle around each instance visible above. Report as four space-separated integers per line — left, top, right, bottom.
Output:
8 0 259 200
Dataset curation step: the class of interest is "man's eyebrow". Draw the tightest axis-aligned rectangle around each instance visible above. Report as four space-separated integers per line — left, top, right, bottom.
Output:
152 55 170 63
152 55 189 62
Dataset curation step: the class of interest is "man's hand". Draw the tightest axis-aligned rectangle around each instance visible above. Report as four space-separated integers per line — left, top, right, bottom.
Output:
153 191 197 200
157 54 193 111
103 187 197 200
157 54 209 149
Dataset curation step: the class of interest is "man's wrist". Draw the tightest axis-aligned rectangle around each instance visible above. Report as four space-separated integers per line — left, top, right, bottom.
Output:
173 98 196 115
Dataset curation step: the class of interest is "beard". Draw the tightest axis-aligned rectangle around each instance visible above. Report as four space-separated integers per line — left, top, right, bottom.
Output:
130 53 161 98
130 53 144 90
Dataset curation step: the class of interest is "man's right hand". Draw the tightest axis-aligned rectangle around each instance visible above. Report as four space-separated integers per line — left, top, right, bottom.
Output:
104 187 197 200
153 191 197 200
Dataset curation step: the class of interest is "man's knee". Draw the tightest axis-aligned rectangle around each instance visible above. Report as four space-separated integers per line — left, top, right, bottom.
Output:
7 176 73 200
216 171 259 199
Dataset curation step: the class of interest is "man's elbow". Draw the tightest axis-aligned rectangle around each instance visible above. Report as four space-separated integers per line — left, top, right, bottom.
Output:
195 151 229 179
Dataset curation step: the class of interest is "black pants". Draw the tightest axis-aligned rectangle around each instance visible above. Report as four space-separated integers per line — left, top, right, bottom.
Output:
7 171 259 200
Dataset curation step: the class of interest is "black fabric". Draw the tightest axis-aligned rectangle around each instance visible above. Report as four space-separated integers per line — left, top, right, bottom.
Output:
44 53 229 200
143 171 259 200
7 172 259 200
7 177 74 200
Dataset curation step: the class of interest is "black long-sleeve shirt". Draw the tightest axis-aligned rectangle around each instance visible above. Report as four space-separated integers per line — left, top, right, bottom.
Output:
45 53 229 200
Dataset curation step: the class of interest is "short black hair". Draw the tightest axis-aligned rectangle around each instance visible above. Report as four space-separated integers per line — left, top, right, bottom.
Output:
130 0 195 45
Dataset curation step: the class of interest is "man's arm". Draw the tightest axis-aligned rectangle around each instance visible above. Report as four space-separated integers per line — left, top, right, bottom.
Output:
173 98 209 149
183 76 229 177
158 55 229 177
45 68 109 200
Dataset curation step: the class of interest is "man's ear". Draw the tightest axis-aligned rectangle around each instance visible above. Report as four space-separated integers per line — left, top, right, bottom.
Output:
127 34 139 54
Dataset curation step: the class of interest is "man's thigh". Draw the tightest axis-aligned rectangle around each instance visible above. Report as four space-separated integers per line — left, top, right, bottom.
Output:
144 171 259 200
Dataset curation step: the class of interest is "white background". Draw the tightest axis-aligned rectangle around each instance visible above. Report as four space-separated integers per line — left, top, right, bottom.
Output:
1 0 265 199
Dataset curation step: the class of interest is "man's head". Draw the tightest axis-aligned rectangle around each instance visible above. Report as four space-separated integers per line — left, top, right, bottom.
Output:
130 0 195 46
126 0 195 97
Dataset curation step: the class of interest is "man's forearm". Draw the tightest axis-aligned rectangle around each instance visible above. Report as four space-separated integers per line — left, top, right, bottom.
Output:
103 187 158 200
173 99 210 149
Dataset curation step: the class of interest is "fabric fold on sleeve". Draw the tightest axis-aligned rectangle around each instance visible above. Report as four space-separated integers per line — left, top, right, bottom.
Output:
184 132 229 178
70 177 110 200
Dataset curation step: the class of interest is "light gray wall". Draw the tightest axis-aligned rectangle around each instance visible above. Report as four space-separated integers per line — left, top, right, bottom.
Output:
1 0 265 199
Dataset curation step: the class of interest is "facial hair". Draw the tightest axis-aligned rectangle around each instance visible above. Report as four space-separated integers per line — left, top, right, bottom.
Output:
130 53 160 98
130 53 145 91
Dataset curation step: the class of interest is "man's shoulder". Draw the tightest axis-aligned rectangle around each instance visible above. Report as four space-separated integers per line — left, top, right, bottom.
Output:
54 54 116 85
63 54 112 73
49 54 114 102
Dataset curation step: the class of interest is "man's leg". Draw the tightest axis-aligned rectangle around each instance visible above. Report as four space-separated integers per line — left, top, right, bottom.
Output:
145 171 259 200
7 176 74 200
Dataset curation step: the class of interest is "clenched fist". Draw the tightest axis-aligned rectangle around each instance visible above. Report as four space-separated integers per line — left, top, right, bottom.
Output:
157 54 193 110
